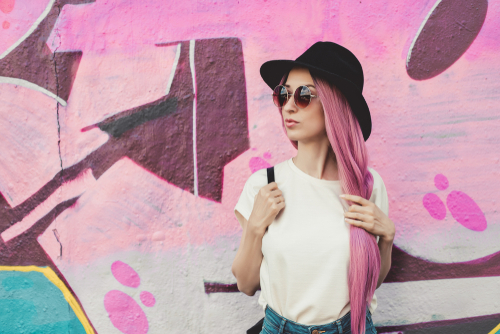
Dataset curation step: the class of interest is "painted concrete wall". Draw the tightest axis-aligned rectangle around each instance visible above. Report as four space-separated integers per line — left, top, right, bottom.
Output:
0 0 499 333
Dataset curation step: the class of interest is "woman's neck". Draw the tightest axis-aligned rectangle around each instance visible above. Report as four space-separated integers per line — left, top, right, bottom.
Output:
293 137 339 181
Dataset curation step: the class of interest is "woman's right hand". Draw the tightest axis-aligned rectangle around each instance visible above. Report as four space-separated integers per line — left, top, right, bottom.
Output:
247 182 285 236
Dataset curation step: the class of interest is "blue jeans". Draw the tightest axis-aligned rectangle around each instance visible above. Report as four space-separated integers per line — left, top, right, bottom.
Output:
260 305 378 334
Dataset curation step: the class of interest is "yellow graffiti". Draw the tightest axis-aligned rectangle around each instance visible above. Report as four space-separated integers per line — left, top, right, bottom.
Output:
0 265 95 334
489 323 500 334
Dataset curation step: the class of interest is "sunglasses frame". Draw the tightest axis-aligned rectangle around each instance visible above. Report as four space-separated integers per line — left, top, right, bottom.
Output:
272 85 318 109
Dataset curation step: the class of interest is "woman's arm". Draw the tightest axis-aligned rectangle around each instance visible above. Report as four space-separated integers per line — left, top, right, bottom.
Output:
231 211 265 296
231 182 285 296
376 235 394 289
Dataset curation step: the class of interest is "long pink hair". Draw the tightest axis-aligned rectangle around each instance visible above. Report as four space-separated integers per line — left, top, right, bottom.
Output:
278 70 381 334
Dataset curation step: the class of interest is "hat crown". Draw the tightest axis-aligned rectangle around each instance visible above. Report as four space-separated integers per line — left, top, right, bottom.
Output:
295 42 364 91
259 41 371 141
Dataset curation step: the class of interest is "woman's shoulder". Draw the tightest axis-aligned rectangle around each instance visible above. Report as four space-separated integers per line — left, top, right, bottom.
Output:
367 166 389 215
367 166 385 185
367 166 387 197
273 158 291 174
246 167 268 186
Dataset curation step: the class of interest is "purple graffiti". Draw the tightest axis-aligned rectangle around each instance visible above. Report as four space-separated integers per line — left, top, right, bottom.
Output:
377 311 500 333
406 0 488 80
0 0 94 102
203 281 240 294
0 196 95 330
0 37 249 333
386 244 500 283
79 38 249 202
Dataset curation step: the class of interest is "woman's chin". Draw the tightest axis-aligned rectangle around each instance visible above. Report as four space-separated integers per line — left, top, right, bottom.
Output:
286 134 300 142
287 130 309 140
286 133 325 144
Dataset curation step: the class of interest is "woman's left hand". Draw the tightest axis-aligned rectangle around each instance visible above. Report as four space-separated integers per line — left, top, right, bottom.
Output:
340 194 395 243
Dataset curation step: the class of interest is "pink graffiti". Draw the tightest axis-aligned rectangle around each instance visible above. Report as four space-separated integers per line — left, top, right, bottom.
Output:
423 193 446 220
424 174 487 231
104 290 149 334
249 156 271 173
140 291 156 307
446 191 487 231
434 174 449 190
0 0 14 14
106 261 156 331
111 261 141 288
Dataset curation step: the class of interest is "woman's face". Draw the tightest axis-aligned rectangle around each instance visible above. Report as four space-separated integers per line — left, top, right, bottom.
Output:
281 67 327 144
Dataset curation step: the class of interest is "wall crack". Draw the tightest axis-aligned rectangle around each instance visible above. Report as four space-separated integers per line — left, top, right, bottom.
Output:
51 4 64 182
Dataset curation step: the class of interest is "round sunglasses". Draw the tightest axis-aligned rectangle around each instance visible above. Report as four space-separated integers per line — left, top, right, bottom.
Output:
272 85 318 109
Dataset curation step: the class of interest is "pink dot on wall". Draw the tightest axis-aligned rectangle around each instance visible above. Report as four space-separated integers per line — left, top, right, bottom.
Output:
434 174 449 190
2 21 9 29
140 291 156 307
104 290 149 334
249 157 271 173
263 151 272 160
446 191 487 231
0 0 15 14
111 261 141 288
423 193 446 220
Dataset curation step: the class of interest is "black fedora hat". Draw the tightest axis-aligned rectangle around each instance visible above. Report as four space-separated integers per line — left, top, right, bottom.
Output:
260 41 372 141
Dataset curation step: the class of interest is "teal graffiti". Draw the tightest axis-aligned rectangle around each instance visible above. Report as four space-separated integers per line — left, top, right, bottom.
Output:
0 271 86 333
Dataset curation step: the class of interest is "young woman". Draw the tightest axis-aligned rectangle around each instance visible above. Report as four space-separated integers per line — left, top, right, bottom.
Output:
231 42 395 334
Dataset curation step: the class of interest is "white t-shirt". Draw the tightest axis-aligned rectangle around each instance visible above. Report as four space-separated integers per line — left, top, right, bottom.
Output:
234 157 389 325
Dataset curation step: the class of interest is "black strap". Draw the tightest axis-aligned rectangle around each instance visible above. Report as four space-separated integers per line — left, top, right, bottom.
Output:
247 317 264 334
267 166 275 184
247 167 274 334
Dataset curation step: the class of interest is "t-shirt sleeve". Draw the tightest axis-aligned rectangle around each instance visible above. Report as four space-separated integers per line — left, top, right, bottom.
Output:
368 167 389 244
234 168 268 227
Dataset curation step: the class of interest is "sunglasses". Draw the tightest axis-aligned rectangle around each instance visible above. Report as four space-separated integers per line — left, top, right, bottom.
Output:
272 85 318 109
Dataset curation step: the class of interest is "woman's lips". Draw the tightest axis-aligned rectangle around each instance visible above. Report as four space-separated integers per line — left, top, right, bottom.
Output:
285 119 299 128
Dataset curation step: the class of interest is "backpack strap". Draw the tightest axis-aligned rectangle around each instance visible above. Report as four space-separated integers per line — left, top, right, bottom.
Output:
247 166 274 334
266 166 275 184
247 317 264 334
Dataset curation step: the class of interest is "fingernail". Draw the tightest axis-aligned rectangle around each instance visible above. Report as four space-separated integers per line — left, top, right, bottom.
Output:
339 194 346 198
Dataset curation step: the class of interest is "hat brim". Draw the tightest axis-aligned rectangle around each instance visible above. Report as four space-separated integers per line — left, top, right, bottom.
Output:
260 59 371 141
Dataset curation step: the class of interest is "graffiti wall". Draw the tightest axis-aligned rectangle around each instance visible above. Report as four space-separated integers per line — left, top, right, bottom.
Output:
0 0 499 333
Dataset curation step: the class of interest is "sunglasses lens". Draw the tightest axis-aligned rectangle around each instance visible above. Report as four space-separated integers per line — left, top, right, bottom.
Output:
294 86 312 109
273 85 288 108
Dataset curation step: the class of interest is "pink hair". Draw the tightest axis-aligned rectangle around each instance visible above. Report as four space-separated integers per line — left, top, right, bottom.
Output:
278 70 381 334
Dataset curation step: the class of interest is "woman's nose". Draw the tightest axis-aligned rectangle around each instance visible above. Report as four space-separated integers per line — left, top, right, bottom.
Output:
284 95 297 113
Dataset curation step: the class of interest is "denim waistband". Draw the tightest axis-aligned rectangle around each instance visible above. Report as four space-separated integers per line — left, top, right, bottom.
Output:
263 305 373 334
